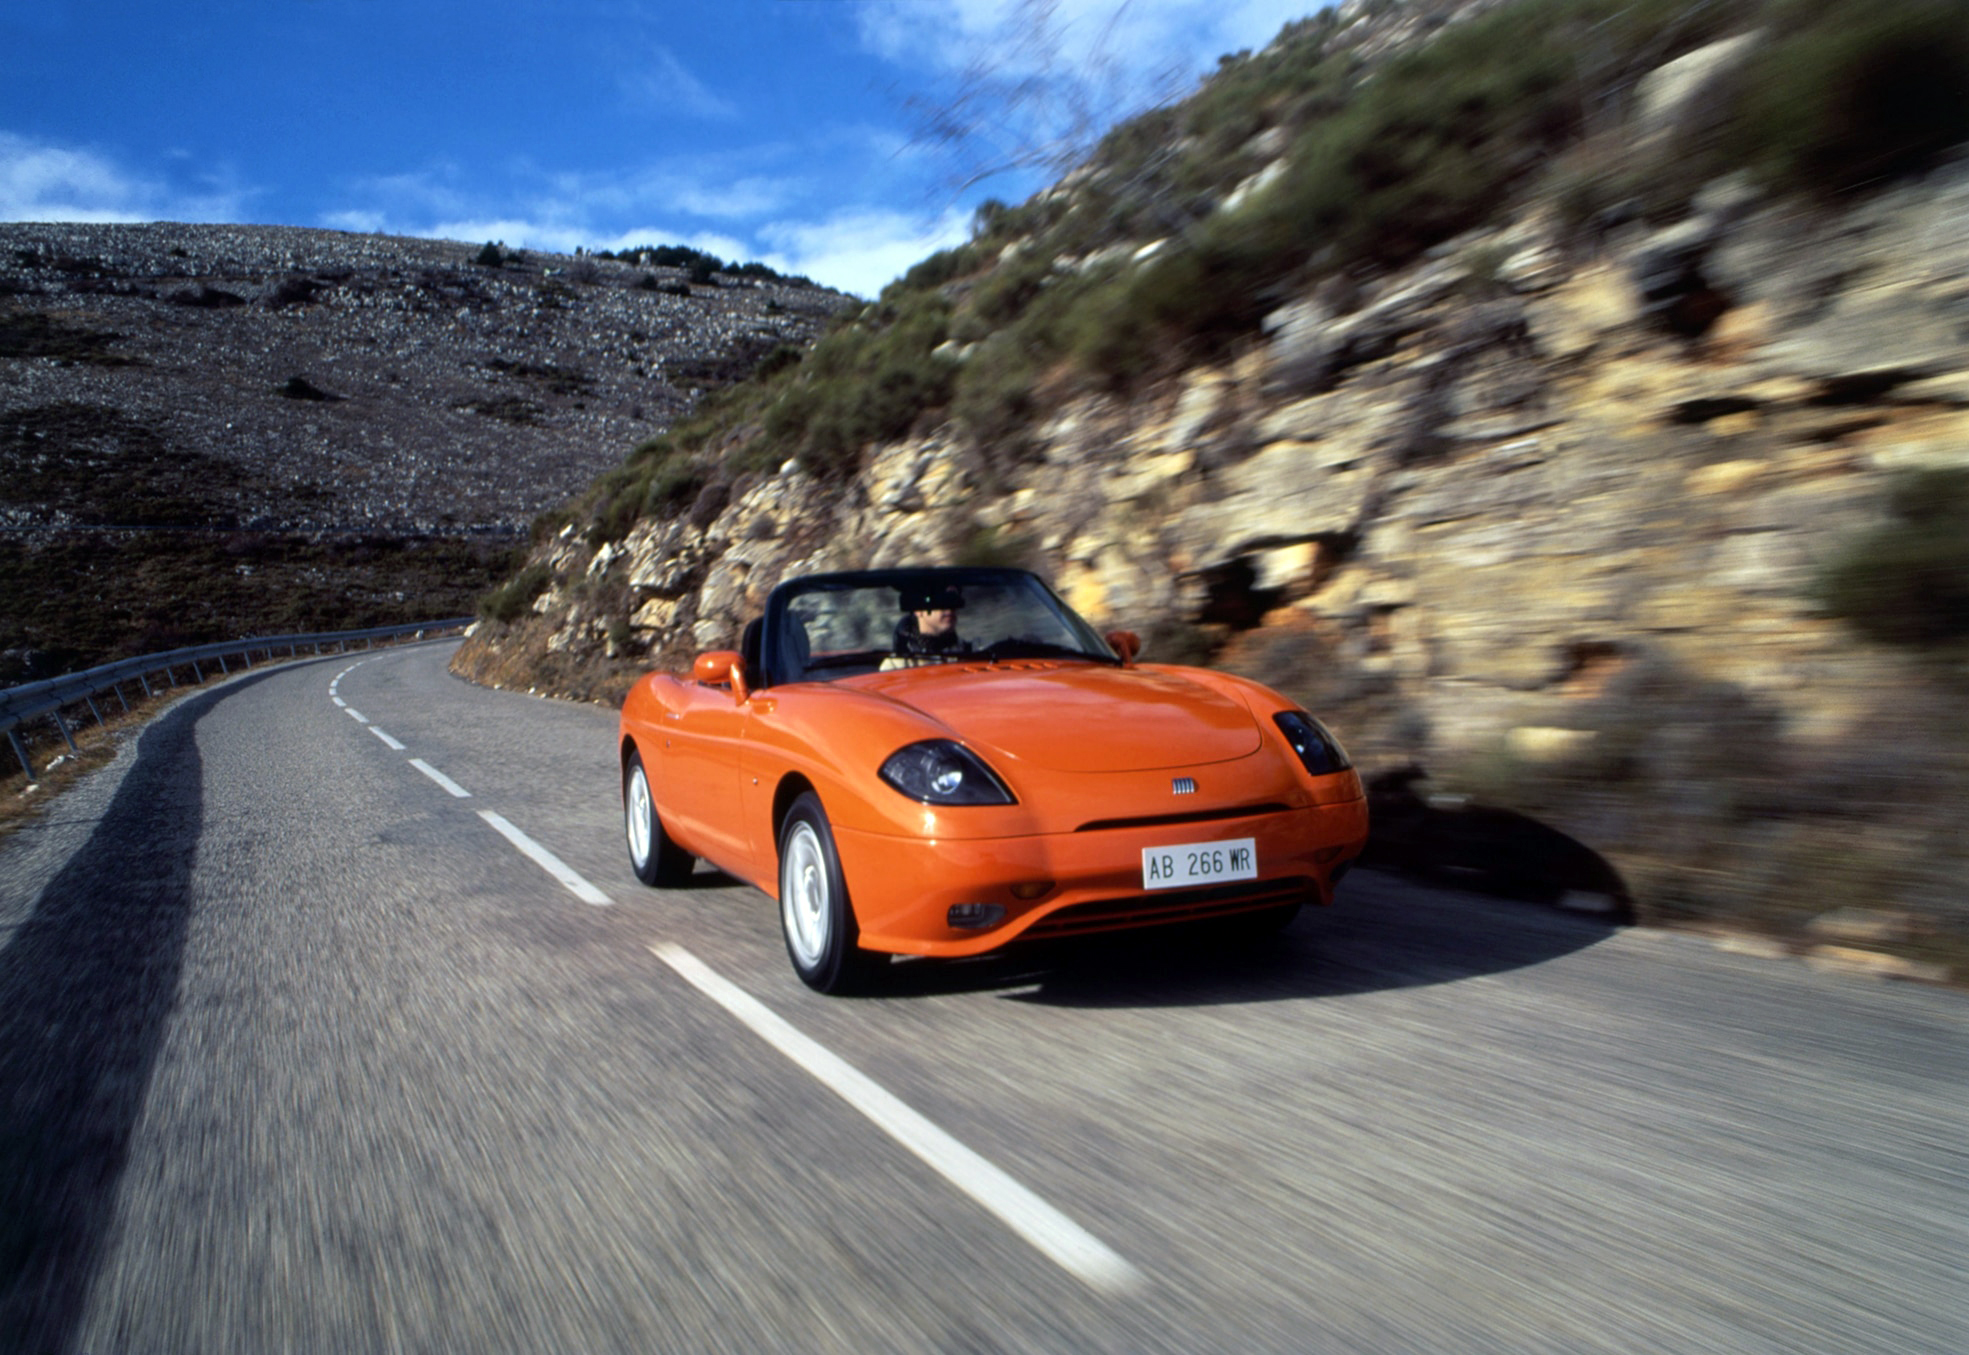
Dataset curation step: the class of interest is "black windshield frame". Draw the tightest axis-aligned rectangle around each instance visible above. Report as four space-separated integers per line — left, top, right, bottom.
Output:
754 567 1117 688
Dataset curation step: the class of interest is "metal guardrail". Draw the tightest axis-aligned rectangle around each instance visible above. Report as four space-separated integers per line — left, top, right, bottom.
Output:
2 617 474 781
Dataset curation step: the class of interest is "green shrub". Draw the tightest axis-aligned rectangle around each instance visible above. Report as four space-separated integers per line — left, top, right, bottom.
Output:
569 437 713 545
475 241 504 268
1725 0 1969 195
970 199 1017 240
530 505 572 544
644 457 707 517
478 562 551 622
895 245 982 296
952 332 1043 462
1067 0 1768 380
957 250 1054 335
757 294 956 478
751 343 804 381
1818 469 1969 649
954 525 1033 568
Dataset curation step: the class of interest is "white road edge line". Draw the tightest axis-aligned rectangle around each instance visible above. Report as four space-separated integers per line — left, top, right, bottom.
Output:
409 758 472 799
649 942 1144 1295
345 707 368 724
368 726 406 752
478 811 611 906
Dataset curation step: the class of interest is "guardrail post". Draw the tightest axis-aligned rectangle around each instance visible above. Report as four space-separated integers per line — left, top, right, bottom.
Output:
8 728 34 783
138 672 153 698
84 695 105 728
241 649 253 669
50 709 76 754
191 660 203 683
216 653 229 675
112 683 129 713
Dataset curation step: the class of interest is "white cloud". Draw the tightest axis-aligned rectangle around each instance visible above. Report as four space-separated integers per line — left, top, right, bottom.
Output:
330 158 801 244
321 207 389 234
620 46 739 122
0 131 250 222
344 166 474 217
758 206 972 297
667 176 793 220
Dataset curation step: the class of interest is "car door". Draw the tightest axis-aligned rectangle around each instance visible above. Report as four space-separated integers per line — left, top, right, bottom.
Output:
658 678 750 872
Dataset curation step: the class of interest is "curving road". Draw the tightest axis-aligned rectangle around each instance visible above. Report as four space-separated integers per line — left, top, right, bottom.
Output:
1 641 1963 1354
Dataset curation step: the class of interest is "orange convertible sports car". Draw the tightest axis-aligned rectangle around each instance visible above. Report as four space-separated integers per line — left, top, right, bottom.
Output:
619 567 1367 992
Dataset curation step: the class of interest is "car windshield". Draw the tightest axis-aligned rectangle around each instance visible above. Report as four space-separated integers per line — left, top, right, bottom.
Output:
763 569 1116 685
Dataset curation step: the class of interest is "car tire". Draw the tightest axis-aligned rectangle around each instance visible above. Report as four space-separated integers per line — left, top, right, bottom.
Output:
778 791 881 994
625 749 693 887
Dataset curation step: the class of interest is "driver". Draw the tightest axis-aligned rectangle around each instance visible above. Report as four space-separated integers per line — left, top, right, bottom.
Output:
880 585 971 669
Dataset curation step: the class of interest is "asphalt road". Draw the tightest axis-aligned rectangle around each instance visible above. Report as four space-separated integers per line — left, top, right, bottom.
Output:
1 641 1963 1354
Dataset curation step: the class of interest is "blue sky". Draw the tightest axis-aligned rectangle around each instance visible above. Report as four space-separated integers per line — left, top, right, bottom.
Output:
1 0 1322 296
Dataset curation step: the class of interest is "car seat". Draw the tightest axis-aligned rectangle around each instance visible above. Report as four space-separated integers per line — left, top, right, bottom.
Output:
776 612 811 684
740 617 763 680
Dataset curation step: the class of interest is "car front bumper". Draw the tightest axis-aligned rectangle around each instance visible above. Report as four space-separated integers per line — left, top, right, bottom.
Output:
835 799 1369 957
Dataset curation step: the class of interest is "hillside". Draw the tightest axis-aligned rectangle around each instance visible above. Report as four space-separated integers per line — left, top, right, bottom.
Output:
0 222 848 681
456 0 1969 975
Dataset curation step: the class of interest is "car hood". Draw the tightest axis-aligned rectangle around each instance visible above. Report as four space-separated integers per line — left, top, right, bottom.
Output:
853 662 1264 772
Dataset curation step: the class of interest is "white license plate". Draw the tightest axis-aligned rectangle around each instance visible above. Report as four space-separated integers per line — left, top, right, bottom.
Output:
1142 838 1258 890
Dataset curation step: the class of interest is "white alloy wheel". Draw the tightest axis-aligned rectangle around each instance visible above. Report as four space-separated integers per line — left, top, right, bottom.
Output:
780 819 830 968
626 761 654 872
776 791 877 994
624 748 692 887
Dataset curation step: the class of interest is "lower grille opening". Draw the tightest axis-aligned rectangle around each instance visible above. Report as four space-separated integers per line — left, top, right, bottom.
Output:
1075 803 1291 833
1022 876 1316 941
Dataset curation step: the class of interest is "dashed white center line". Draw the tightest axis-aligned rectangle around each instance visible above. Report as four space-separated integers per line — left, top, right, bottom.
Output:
408 757 472 798
324 652 1138 1295
345 707 368 724
650 942 1143 1294
478 811 611 905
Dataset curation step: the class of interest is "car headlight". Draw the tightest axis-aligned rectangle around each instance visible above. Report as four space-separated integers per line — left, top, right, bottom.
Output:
879 740 1016 805
1273 711 1352 776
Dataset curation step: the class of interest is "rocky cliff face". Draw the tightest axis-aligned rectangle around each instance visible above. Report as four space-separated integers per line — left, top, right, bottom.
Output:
459 150 1969 970
456 0 1969 975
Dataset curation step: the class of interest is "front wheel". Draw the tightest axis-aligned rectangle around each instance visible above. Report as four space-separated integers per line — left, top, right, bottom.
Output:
778 792 881 994
625 749 693 887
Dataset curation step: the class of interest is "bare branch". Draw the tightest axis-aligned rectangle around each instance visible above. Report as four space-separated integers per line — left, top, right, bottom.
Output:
899 0 1192 204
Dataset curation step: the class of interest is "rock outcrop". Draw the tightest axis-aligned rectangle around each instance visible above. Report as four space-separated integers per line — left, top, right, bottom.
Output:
459 154 1969 968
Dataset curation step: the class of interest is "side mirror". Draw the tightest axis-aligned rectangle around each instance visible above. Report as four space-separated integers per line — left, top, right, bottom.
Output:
692 649 749 702
1106 630 1141 666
